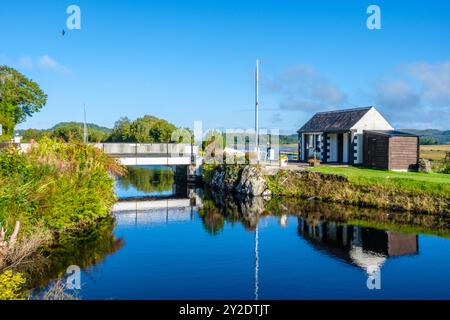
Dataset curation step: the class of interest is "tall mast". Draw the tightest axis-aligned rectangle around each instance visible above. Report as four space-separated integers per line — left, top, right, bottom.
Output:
83 104 88 144
254 222 259 300
255 59 260 163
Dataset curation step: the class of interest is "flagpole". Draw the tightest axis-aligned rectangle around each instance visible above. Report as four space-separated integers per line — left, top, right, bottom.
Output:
255 59 260 164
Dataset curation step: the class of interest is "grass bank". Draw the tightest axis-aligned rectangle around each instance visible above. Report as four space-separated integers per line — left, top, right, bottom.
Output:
267 166 449 214
0 138 124 298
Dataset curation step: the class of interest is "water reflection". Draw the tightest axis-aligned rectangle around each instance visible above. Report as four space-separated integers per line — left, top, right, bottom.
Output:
199 190 450 239
30 217 124 291
298 218 418 274
31 166 450 299
116 166 175 198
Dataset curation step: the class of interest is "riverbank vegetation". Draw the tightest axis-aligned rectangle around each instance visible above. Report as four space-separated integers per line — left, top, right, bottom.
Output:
0 138 125 298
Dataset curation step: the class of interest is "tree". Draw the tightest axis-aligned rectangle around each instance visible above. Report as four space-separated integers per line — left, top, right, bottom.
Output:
21 128 47 142
0 66 47 141
420 136 439 145
49 122 110 143
50 123 84 142
108 115 177 143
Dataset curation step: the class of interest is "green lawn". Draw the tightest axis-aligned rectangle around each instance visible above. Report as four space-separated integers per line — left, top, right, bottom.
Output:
310 166 450 196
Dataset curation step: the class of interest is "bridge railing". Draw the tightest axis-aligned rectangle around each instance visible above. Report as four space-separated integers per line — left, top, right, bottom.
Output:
95 143 198 158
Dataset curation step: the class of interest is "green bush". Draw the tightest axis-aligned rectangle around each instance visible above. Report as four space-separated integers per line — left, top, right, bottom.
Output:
0 138 124 235
0 270 27 300
441 163 450 174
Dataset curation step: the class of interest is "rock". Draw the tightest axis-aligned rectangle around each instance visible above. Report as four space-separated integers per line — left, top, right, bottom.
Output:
210 165 242 192
210 168 226 190
239 196 266 224
207 165 272 197
262 189 272 197
236 166 270 196
418 158 432 173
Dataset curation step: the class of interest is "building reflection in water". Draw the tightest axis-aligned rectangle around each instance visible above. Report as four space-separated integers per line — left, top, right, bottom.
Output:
297 217 419 274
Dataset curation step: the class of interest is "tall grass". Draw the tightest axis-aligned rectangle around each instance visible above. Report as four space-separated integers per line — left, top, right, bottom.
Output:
0 138 124 270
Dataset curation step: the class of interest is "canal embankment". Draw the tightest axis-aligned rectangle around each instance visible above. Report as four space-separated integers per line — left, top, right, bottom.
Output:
203 164 450 215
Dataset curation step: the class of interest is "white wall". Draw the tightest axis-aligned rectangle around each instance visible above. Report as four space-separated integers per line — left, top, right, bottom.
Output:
343 133 349 163
351 107 393 165
352 107 394 132
301 133 306 161
353 132 363 164
329 133 337 162
317 134 323 160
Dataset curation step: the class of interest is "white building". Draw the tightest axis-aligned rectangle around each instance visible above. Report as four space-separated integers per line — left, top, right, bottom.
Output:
297 106 394 164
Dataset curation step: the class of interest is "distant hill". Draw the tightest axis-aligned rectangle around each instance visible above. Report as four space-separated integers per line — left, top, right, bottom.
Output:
401 129 450 145
279 134 298 145
50 122 112 133
17 122 113 142
18 122 112 135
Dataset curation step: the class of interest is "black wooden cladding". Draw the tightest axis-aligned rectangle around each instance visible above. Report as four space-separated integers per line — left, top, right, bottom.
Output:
363 131 419 171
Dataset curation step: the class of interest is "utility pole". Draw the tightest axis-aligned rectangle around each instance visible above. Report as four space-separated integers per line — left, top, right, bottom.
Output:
255 59 260 164
83 104 88 144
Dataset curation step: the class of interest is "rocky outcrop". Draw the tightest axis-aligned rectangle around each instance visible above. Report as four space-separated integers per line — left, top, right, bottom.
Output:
418 158 432 173
209 165 240 192
208 165 272 197
236 166 271 197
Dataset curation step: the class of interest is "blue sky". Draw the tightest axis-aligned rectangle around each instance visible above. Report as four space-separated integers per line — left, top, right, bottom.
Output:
1 0 450 132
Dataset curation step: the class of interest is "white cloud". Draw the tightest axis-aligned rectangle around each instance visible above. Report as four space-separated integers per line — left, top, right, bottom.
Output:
37 55 71 74
404 61 450 105
267 64 347 111
279 97 325 111
372 60 450 129
374 79 421 110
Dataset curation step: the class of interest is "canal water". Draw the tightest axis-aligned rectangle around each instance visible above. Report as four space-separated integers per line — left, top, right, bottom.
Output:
35 166 450 299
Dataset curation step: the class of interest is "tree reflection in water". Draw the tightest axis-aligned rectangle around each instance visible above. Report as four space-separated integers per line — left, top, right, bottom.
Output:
118 166 174 194
28 217 124 293
199 189 450 239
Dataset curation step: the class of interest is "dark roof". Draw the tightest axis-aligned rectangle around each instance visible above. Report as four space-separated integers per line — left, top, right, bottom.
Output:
365 130 418 137
297 107 372 133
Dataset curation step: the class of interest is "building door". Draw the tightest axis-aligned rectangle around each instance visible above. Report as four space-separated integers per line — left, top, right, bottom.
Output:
337 133 343 163
303 134 309 160
367 138 377 166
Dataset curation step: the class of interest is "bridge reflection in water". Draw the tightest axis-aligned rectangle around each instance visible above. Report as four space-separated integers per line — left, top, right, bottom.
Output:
112 189 201 227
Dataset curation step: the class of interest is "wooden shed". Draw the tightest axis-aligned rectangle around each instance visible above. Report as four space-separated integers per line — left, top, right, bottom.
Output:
363 130 419 171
